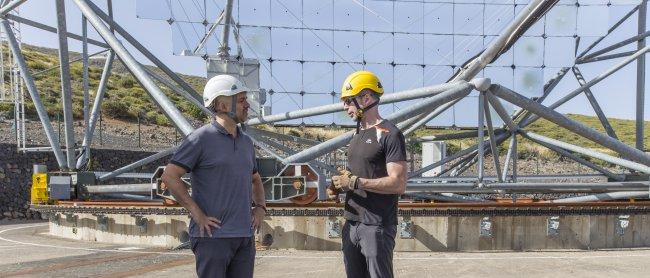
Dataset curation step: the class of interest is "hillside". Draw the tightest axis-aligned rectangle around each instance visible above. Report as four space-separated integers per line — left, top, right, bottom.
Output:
0 43 207 125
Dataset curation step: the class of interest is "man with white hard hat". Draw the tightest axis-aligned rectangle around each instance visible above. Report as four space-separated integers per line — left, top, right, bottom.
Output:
162 75 266 278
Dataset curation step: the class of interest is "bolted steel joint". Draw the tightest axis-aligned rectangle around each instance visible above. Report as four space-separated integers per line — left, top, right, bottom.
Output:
470 78 491 92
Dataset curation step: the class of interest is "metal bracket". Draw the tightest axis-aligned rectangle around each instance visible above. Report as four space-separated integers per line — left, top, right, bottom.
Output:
547 216 560 237
95 214 109 231
480 217 492 238
326 218 341 238
132 215 148 233
400 219 414 239
64 213 77 225
616 215 630 236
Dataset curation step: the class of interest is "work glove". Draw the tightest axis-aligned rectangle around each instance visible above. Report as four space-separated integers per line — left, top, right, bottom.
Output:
332 169 359 192
326 183 340 200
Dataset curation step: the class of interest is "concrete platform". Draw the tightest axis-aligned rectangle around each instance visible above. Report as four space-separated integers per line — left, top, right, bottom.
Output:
2 222 650 277
44 209 650 251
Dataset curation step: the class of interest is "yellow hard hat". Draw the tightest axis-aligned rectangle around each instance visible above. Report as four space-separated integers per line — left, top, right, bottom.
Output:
340 70 384 100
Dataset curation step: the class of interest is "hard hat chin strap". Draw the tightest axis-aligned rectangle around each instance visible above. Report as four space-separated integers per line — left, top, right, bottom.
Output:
227 95 238 123
351 97 378 134
228 95 248 131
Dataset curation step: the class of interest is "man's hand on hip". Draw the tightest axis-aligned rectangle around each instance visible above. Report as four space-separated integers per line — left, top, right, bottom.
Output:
332 169 359 192
191 210 221 237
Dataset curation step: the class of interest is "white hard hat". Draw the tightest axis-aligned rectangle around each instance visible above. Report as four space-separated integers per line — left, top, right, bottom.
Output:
202 75 250 108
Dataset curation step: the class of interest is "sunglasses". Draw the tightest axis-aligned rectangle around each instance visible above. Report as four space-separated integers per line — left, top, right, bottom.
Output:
343 93 368 105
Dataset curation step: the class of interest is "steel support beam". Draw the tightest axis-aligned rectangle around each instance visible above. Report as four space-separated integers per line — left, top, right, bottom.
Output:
143 66 213 117
248 132 336 173
0 0 27 17
4 14 109 48
77 50 114 168
453 152 481 177
576 50 637 64
486 182 649 192
483 98 503 182
56 0 76 170
491 84 650 165
512 134 517 182
502 133 517 182
448 151 479 177
33 49 109 77
522 44 650 127
403 79 492 136
247 82 462 126
486 92 518 132
75 0 194 136
405 192 492 203
218 0 234 57
247 127 320 146
455 0 547 81
522 131 650 174
402 98 461 136
98 147 176 182
283 82 474 164
403 183 649 193
578 31 650 63
522 132 625 181
477 93 486 182
194 10 224 54
77 0 114 169
84 0 202 103
82 15 90 165
410 174 609 183
85 184 151 194
412 130 491 142
0 20 66 168
246 135 286 164
435 150 478 177
637 0 647 151
572 67 618 139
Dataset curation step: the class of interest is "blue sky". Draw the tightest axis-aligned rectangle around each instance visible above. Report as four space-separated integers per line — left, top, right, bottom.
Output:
13 0 650 125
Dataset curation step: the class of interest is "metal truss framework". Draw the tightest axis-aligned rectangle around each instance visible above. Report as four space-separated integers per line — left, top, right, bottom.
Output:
1 0 649 204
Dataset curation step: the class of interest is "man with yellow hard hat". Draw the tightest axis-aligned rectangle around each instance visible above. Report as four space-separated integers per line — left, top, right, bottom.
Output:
328 71 408 278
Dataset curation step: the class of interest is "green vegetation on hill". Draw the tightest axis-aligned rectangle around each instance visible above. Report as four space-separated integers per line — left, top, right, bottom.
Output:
0 43 207 125
409 114 649 166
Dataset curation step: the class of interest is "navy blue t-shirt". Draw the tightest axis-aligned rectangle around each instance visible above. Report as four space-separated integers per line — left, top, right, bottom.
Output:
170 121 258 238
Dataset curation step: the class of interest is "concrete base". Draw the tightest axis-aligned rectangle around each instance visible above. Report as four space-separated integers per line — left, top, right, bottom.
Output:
48 212 650 251
50 213 190 248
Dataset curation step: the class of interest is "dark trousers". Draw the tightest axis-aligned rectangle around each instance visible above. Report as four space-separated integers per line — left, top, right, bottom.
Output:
342 220 397 278
190 237 256 278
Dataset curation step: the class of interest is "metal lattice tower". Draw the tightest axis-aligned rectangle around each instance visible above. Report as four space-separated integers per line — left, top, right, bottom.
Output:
0 7 25 151
1 0 649 204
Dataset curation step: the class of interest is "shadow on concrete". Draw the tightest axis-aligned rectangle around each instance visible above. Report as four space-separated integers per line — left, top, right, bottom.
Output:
413 224 448 251
260 221 342 251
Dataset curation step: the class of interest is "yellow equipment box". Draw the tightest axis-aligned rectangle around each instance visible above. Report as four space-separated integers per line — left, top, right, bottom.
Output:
31 173 48 204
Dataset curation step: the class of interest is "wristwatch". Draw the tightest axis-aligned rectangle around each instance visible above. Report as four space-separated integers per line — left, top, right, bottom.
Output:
254 204 267 213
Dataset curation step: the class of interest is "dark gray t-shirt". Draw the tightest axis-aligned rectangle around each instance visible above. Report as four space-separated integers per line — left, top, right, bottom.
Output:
170 122 258 238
